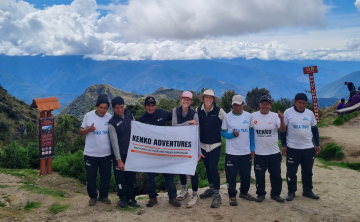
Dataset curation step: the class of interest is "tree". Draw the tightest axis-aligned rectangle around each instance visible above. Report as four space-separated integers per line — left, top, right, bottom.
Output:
220 89 236 113
246 87 270 111
271 98 293 113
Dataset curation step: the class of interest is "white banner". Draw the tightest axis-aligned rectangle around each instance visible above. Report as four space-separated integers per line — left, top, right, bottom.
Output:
125 121 198 175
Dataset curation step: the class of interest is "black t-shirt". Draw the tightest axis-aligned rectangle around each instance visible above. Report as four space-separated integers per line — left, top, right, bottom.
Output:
138 108 172 126
348 82 356 92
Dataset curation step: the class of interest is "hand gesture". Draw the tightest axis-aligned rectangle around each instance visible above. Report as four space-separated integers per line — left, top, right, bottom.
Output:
189 120 198 125
88 123 96 132
197 154 205 162
233 128 239 137
278 111 284 120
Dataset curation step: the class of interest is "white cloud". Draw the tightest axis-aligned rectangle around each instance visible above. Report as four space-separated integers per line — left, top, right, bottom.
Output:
346 37 360 50
355 0 360 11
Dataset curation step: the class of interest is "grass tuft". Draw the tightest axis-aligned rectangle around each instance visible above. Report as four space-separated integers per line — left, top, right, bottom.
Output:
0 201 6 207
0 185 10 188
24 201 41 211
49 203 70 214
19 184 65 199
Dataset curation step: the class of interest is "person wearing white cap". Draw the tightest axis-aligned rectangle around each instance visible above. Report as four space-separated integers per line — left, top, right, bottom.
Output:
196 89 226 208
221 94 256 206
172 91 204 208
250 95 286 203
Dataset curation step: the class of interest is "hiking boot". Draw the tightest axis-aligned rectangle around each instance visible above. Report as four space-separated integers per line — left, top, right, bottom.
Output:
199 189 215 199
177 188 189 201
211 194 222 208
88 198 97 206
239 193 256 201
286 192 295 201
118 199 127 208
98 197 111 205
271 195 285 203
302 191 319 200
128 199 140 207
169 198 181 207
186 194 199 208
229 197 237 206
255 195 265 202
146 198 158 207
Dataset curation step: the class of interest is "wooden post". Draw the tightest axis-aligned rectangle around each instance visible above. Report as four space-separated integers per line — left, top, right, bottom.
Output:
303 66 321 124
47 111 52 174
39 111 47 176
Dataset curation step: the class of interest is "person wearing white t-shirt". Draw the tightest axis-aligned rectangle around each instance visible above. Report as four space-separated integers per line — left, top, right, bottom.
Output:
250 95 286 203
221 95 256 206
282 93 321 201
79 94 112 206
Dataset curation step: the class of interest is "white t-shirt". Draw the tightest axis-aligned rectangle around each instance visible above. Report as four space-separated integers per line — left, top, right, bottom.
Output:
221 111 251 155
81 110 112 157
250 111 281 155
284 107 317 149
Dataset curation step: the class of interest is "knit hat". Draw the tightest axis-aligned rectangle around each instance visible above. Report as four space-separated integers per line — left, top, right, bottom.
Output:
111 96 125 108
294 93 308 102
96 94 110 107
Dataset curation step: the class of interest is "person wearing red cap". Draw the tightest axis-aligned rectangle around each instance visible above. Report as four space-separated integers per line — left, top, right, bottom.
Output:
172 91 203 208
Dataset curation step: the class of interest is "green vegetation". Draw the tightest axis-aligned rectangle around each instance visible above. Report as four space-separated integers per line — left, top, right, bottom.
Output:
333 111 359 126
116 205 142 213
24 201 41 211
0 141 39 169
49 203 70 214
0 185 10 188
317 143 344 161
0 201 6 207
19 184 65 199
317 159 360 172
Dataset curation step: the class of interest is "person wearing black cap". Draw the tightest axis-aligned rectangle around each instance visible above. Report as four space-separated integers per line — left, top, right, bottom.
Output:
108 97 140 208
137 96 180 207
250 95 286 203
344 82 357 103
79 94 112 206
281 93 321 201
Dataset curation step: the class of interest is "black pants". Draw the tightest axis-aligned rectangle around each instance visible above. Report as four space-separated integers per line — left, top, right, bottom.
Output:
147 173 177 200
202 146 221 190
254 153 282 196
113 154 136 201
225 153 252 198
84 155 112 199
179 171 199 192
286 147 315 194
349 90 357 103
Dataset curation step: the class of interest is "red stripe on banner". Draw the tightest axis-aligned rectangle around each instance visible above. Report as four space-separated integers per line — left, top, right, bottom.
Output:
131 149 192 158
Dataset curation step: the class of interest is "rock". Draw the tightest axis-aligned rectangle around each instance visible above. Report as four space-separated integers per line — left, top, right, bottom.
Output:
137 209 145 215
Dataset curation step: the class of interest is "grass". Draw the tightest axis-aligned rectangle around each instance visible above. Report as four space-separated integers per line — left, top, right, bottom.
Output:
49 203 70 214
19 184 65 199
116 205 143 213
0 168 38 184
136 196 149 200
317 158 360 172
317 117 336 127
24 201 41 211
0 202 6 207
315 164 332 170
0 185 10 188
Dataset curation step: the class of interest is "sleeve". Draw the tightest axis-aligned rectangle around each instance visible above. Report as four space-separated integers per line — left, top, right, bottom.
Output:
81 113 87 129
221 114 228 131
221 130 235 139
194 114 201 155
280 131 287 147
167 110 173 121
250 128 255 152
172 108 190 126
311 126 320 146
218 108 226 121
284 109 289 126
310 111 317 127
108 124 121 160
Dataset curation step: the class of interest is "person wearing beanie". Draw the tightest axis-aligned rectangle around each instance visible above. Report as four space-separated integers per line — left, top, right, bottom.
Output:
79 94 112 206
220 94 256 207
196 89 226 208
108 97 140 208
281 93 321 201
344 81 357 103
172 91 203 208
137 96 181 208
250 95 286 203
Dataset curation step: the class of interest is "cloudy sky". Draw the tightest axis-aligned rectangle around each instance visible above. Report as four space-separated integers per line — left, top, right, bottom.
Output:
1 0 360 61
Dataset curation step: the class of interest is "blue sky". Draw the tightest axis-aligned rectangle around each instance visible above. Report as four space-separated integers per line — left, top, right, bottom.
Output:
1 0 360 61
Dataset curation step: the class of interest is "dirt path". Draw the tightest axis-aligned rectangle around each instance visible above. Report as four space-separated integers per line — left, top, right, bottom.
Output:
319 115 360 162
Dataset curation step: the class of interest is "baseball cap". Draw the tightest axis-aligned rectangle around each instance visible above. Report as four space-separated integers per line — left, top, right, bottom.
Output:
259 95 272 104
144 96 156 105
181 91 193 99
232 95 246 105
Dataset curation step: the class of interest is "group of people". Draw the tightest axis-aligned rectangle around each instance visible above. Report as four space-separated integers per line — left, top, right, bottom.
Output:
79 89 321 209
337 81 360 112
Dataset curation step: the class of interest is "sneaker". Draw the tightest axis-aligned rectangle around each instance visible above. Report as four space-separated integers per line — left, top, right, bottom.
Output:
199 189 215 199
98 197 111 205
211 194 222 208
177 189 189 201
128 199 140 207
118 199 127 208
186 194 199 208
146 198 158 207
239 193 256 201
169 198 181 207
229 197 237 206
302 191 319 199
255 195 265 202
88 198 97 206
286 192 295 201
271 195 285 203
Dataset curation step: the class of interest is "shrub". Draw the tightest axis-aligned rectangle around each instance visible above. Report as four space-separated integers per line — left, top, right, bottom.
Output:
333 116 345 126
1 141 29 168
317 143 344 161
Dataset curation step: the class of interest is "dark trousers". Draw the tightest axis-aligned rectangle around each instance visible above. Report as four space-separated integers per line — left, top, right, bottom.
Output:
349 90 357 102
84 155 112 199
225 153 252 198
254 152 282 196
202 146 221 190
286 147 315 194
147 173 177 200
113 154 136 201
179 171 199 192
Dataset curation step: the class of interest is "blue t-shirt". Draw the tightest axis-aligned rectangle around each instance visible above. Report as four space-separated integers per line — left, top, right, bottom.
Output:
337 103 346 110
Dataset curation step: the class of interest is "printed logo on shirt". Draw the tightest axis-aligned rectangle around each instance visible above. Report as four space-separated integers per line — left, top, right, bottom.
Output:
255 129 272 137
292 125 309 129
104 122 109 125
93 130 109 135
254 121 258 125
302 117 310 121
116 121 123 126
157 118 163 121
242 120 250 124
269 122 273 124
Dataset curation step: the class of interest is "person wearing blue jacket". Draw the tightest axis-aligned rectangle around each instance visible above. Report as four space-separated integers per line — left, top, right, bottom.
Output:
221 95 256 206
